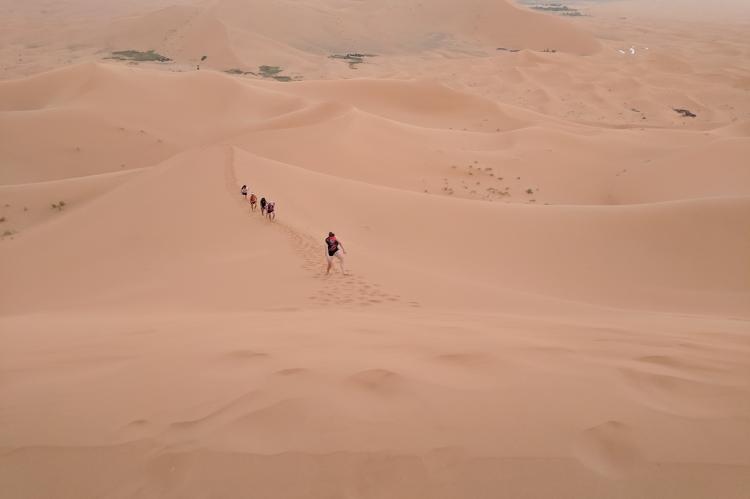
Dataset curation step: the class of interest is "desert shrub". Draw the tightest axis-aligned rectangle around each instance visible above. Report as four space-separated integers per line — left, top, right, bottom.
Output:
329 53 376 69
109 50 171 62
674 108 697 118
256 65 299 82
259 65 283 77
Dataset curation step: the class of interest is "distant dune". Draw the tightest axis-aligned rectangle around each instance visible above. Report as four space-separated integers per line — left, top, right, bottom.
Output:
98 0 601 61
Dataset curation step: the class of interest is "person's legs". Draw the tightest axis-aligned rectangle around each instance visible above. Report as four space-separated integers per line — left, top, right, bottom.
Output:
336 252 346 274
326 254 333 274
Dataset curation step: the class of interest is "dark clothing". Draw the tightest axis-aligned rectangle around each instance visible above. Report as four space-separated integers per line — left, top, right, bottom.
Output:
260 198 267 208
325 236 340 256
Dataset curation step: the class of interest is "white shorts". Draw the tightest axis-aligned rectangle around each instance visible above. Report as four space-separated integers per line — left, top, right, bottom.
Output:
326 250 343 262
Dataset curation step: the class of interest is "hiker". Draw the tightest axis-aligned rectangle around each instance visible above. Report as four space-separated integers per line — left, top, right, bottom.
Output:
249 193 257 211
260 197 267 215
325 232 347 275
240 185 248 199
266 201 276 221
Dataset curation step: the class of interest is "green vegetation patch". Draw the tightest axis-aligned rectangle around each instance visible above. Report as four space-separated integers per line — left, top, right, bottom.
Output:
521 2 583 16
256 65 300 82
223 66 300 81
329 53 377 69
108 50 172 62
259 65 283 77
224 68 256 75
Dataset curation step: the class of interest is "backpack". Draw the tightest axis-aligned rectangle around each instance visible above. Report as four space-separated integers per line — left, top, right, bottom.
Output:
326 237 338 253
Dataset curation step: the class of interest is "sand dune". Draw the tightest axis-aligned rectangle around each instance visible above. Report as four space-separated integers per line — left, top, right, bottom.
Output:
1 1 750 498
98 0 600 61
232 147 750 315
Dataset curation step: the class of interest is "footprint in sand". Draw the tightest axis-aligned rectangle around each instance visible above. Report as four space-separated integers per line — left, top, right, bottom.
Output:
223 349 270 362
619 367 750 419
571 421 644 479
273 367 309 376
435 352 492 367
124 419 150 431
346 368 405 395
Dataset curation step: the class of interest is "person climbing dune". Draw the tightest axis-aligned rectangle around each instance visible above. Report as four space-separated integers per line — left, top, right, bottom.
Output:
325 232 347 275
249 193 257 211
266 201 276 221
240 185 248 199
260 196 267 215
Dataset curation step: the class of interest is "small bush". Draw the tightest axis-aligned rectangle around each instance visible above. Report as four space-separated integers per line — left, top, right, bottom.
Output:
526 188 534 194
0 216 5 222
51 201 66 211
255 65 300 82
109 50 171 62
259 65 283 77
329 53 376 68
674 108 697 118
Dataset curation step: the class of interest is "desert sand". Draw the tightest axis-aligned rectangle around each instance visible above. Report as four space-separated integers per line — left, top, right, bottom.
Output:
1 0 749 497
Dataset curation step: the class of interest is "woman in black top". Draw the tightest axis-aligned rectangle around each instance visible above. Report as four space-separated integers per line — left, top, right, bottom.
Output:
325 232 347 275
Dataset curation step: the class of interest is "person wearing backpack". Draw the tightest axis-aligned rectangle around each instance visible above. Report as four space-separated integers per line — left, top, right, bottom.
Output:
266 201 276 221
325 232 347 275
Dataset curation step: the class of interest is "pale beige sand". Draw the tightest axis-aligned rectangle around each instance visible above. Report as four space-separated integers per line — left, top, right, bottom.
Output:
1 1 749 498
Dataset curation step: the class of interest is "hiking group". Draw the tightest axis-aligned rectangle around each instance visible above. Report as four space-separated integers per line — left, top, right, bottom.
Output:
241 185 347 274
241 184 275 221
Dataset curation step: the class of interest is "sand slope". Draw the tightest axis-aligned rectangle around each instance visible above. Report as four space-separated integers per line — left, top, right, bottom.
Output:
1 2 750 498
